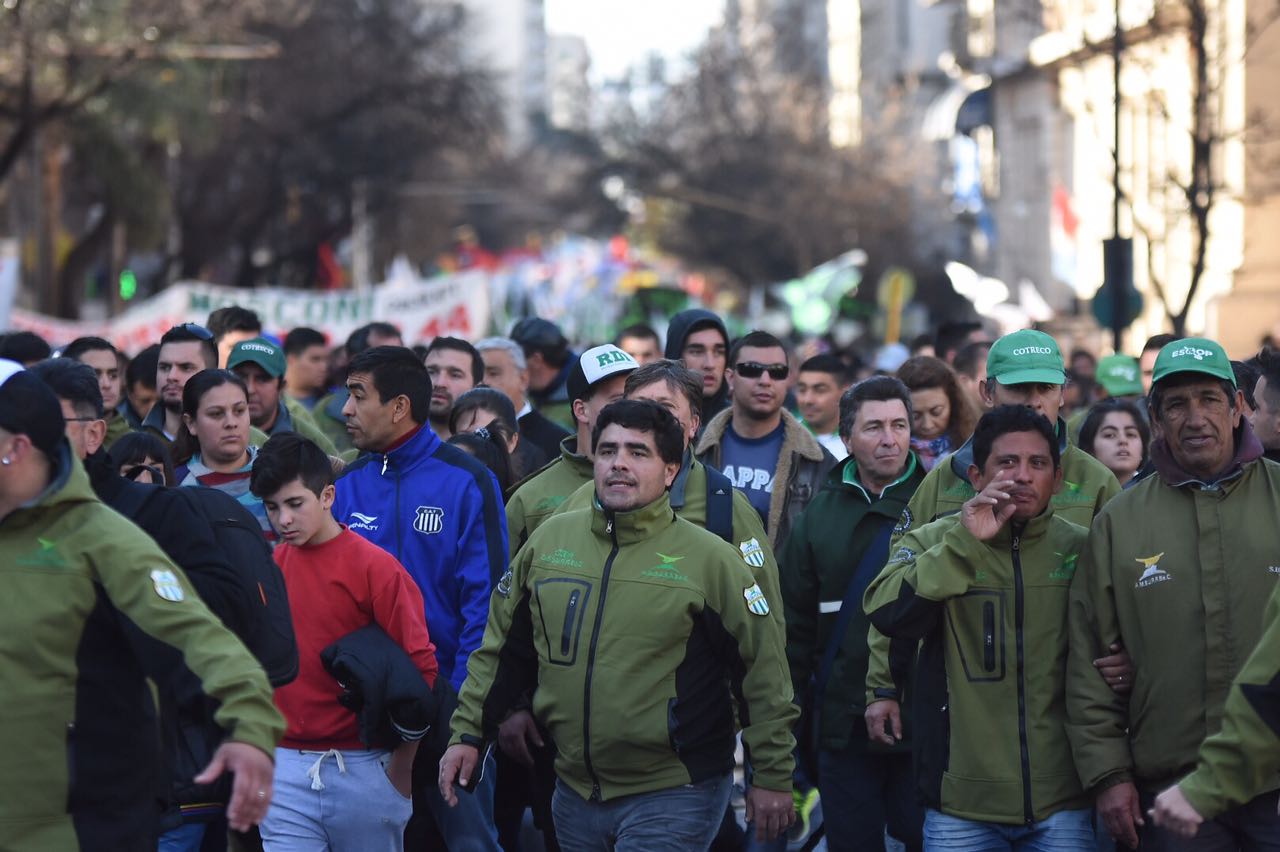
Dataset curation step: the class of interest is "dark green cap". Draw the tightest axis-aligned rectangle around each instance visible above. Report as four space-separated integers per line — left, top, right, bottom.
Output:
985 329 1065 385
227 337 286 378
1151 337 1235 387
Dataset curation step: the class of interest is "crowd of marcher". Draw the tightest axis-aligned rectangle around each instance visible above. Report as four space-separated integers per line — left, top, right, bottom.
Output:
2 306 1280 852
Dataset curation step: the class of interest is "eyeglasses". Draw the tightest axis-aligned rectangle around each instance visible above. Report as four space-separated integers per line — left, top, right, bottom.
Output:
734 362 789 381
167 322 214 341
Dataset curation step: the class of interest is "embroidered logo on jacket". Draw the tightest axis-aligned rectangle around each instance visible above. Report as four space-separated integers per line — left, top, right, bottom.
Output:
413 506 444 535
739 538 766 569
15 537 69 568
1134 553 1171 589
497 570 513 597
893 508 913 535
151 569 186 602
348 512 379 532
1050 553 1079 581
744 583 770 616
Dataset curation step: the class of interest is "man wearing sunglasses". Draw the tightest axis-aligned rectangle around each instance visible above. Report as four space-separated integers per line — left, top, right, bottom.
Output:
696 330 837 551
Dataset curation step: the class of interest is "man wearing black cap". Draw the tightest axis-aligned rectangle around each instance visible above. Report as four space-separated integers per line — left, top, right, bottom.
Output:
505 343 638 558
0 359 283 849
511 318 576 431
666 308 732 429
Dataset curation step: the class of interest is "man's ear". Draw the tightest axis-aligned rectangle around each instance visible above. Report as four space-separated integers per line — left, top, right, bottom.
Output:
391 394 412 425
85 419 107 456
966 462 983 491
663 460 680 488
978 379 994 409
573 397 589 427
1051 463 1064 495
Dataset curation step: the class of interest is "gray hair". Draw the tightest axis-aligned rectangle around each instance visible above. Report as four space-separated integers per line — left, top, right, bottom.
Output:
838 375 913 440
475 336 527 371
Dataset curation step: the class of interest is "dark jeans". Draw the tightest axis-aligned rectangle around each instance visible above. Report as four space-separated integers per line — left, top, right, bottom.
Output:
1137 789 1280 851
819 745 923 852
552 774 732 852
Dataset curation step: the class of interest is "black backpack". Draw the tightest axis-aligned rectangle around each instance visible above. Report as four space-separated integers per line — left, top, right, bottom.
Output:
116 483 299 687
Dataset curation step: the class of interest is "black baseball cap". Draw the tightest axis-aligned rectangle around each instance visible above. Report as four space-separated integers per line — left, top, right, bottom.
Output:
510 318 567 352
0 359 65 458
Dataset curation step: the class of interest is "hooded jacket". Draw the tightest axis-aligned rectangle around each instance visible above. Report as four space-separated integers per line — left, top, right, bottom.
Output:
665 309 731 427
313 388 356 455
0 445 283 850
271 395 339 456
450 494 797 801
332 424 508 691
505 436 595 560
864 510 1091 825
1066 423 1280 794
696 407 837 551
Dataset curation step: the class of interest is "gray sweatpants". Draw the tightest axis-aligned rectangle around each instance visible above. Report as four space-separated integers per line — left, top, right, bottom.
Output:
262 748 413 852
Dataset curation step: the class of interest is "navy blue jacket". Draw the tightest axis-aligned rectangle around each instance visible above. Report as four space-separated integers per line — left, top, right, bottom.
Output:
333 425 508 690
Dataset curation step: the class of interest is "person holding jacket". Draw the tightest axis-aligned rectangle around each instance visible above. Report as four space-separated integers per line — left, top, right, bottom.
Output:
782 376 927 851
1066 336 1280 850
864 405 1095 850
0 359 283 851
330 345 506 851
441 400 799 850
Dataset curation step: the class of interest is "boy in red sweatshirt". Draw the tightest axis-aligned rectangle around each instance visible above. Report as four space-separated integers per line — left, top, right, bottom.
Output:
250 433 438 851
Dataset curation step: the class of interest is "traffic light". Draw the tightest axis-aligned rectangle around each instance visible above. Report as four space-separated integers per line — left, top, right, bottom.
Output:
119 269 138 301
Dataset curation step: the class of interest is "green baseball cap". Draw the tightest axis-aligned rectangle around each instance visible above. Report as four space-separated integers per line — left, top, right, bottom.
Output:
1151 337 1235 387
985 329 1066 385
227 337 286 378
1096 354 1143 397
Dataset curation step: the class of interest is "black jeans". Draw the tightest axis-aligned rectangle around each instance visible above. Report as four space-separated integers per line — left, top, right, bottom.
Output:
1138 789 1280 851
818 743 922 852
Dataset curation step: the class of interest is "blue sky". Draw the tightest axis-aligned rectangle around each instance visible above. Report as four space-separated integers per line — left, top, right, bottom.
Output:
544 0 723 81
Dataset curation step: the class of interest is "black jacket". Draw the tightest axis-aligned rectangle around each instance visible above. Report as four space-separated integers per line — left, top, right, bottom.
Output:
518 407 571 461
86 449 256 828
320 624 444 752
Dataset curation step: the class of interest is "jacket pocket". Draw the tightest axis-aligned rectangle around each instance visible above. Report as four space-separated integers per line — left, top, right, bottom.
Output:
945 591 1006 683
534 578 592 667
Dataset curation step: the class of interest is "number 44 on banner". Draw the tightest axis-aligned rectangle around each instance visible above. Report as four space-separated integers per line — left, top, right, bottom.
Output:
417 305 473 341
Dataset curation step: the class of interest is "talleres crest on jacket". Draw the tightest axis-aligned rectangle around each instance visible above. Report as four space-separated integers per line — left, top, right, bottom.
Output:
497 570 513 598
413 506 444 535
151 568 185 602
739 538 766 569
744 583 770 616
893 508 912 535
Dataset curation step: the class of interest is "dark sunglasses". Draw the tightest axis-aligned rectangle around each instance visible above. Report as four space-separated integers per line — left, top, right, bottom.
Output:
734 362 789 380
167 322 214 341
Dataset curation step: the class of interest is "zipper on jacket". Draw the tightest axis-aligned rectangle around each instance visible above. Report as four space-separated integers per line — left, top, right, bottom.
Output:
982 601 996 672
392 466 403 562
582 515 620 801
1011 533 1035 826
562 589 581 656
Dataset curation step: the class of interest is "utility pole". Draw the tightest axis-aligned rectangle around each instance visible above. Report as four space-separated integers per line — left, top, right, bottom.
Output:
1109 0 1127 353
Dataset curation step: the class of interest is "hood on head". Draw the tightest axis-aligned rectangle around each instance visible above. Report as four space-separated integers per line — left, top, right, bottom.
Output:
664 309 729 361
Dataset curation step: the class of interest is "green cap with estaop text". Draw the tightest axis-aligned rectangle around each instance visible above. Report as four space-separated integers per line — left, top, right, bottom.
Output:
1151 337 1235 387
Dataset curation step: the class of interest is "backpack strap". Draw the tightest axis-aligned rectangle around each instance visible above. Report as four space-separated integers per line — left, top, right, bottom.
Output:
703 464 735 544
815 516 895 697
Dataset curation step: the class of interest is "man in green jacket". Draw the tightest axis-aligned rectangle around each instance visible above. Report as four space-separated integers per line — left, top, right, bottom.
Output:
781 375 926 851
1151 583 1280 839
867 329 1126 736
441 400 799 848
1066 336 1280 850
554 359 782 614
865 405 1094 848
0 360 284 850
504 343 637 559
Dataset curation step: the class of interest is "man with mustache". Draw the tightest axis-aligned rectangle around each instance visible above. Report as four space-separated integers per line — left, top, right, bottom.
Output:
864 405 1095 850
781 376 927 851
1067 336 1280 850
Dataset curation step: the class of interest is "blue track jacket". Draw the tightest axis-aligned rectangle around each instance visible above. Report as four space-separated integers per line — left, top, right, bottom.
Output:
333 425 508 690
